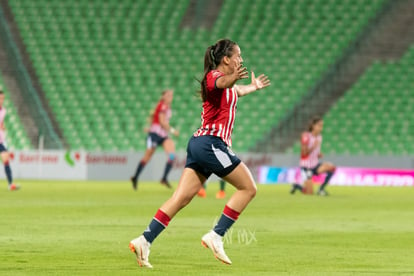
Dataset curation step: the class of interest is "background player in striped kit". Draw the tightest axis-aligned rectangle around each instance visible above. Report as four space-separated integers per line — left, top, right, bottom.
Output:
0 90 19 191
129 38 270 268
291 116 336 196
130 89 179 190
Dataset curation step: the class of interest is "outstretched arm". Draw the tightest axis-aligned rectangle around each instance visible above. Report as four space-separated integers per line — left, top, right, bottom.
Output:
216 64 249 89
234 72 271 97
159 112 179 137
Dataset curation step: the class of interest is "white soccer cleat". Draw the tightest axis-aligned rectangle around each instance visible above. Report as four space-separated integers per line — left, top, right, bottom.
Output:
201 230 232 265
129 235 153 268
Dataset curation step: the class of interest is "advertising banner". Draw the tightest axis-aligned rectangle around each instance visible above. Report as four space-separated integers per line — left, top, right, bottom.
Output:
331 167 414 186
258 166 414 186
1 150 87 180
2 150 275 181
85 151 275 181
3 149 413 184
257 166 298 184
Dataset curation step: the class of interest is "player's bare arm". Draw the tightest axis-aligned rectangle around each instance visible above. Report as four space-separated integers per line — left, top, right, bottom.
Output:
235 72 271 97
159 112 179 136
216 64 248 89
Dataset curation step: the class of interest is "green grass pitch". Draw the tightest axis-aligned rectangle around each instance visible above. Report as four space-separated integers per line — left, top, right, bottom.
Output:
1 180 414 275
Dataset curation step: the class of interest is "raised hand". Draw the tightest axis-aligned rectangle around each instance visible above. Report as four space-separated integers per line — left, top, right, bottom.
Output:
234 63 249 80
251 72 271 90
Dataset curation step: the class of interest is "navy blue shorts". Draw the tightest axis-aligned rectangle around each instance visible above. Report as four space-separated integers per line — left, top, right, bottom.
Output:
146 133 168 149
0 143 7 152
185 135 241 179
301 163 322 180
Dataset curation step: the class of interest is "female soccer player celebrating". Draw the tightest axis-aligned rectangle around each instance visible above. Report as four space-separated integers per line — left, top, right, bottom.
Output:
129 39 270 268
291 116 336 196
130 89 179 190
0 90 19 191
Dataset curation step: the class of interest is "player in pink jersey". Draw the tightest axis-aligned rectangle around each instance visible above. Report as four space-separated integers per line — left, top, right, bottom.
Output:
129 39 270 268
130 89 179 190
291 116 336 196
0 90 20 191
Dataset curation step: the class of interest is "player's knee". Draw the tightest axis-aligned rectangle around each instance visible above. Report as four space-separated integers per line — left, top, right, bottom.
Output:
250 188 257 199
1 154 9 163
246 182 257 199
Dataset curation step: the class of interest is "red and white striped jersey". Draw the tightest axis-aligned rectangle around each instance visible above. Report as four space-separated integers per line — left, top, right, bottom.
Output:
148 100 172 138
194 70 238 147
299 131 322 168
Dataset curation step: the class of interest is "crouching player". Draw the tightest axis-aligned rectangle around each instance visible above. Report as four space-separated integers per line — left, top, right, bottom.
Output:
291 116 335 196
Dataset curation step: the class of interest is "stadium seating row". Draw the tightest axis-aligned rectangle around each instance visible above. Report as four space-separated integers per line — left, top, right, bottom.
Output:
10 0 386 153
291 45 414 156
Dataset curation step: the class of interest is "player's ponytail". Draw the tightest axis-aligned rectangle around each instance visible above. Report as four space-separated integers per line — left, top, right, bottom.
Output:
199 39 237 102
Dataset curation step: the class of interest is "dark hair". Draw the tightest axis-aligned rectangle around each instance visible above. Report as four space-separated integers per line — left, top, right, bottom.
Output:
161 89 172 98
162 89 172 95
199 39 237 102
308 116 322 132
